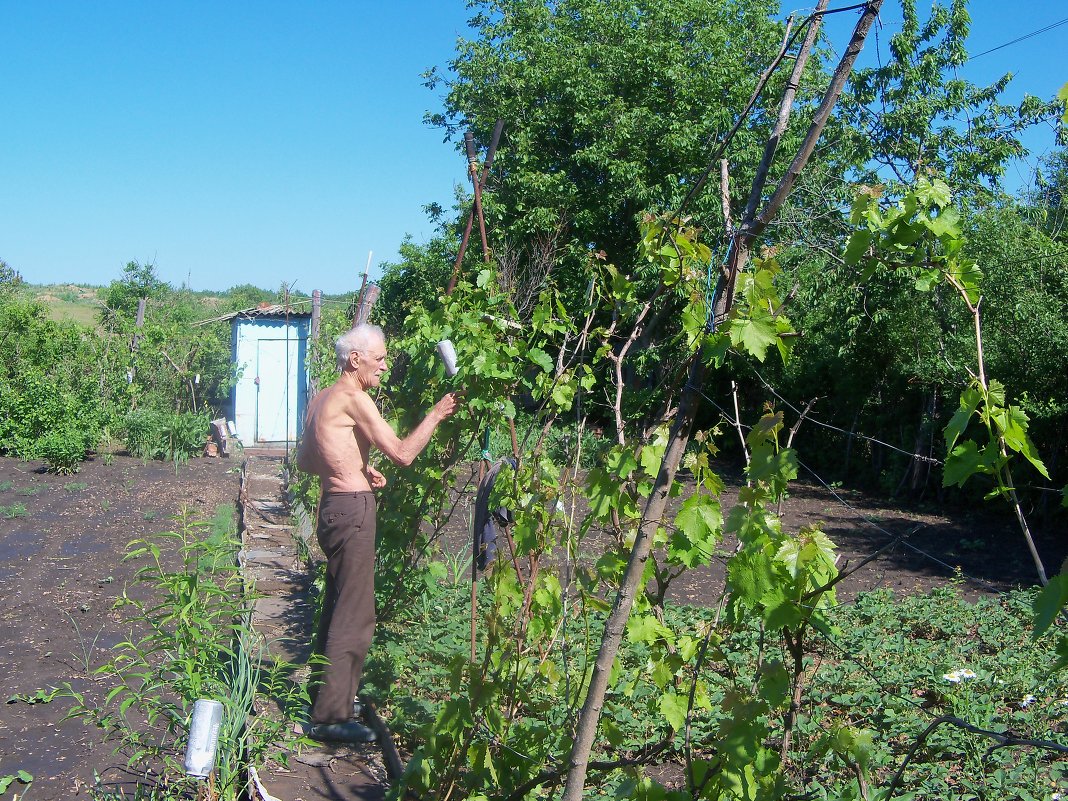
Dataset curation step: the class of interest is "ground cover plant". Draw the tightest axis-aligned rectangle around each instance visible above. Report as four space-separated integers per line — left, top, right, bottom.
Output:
362 580 1068 800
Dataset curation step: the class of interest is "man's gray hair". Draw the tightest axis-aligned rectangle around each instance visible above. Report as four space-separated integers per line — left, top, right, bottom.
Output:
335 324 385 370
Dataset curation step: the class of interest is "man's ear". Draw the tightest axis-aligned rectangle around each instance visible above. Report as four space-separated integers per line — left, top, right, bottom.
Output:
349 350 360 370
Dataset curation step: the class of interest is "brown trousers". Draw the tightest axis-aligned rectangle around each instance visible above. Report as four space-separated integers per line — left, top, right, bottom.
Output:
308 491 377 725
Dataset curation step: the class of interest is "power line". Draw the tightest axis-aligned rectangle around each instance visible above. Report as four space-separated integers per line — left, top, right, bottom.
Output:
968 16 1068 61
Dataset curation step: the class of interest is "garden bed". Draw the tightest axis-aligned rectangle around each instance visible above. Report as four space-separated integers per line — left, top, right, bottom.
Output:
0 454 240 799
1 451 1063 800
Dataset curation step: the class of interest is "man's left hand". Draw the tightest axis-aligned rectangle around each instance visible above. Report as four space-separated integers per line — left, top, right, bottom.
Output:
367 465 387 489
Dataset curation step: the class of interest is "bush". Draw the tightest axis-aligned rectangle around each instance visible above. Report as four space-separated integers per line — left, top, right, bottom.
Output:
124 409 209 465
37 428 90 475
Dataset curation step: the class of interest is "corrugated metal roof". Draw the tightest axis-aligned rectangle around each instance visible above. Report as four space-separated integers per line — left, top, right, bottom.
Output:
194 301 313 327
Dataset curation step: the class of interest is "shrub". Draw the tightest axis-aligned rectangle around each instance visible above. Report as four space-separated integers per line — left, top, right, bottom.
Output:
37 428 89 475
124 409 209 465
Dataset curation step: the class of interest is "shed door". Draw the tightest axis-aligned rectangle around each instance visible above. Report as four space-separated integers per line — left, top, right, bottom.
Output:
256 338 300 442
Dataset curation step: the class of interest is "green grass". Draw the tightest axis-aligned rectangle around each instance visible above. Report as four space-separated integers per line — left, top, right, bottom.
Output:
15 486 40 496
0 481 12 492
1 503 27 519
26 283 102 327
64 481 88 492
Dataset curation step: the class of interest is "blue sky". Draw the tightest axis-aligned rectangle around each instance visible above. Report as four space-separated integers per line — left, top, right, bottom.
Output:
1 1 1064 295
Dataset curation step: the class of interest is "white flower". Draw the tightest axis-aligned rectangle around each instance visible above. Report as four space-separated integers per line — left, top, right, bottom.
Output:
942 668 977 684
1020 694 1036 708
1051 792 1061 800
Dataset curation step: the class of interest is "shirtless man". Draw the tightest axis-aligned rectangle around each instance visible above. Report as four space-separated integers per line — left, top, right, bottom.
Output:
297 323 459 743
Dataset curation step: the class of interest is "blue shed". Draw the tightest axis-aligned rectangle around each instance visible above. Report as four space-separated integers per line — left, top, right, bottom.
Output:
225 305 312 447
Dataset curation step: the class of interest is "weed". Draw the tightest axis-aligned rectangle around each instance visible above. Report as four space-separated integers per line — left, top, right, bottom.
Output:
62 507 308 801
0 502 27 519
438 539 474 588
14 486 39 496
100 499 110 511
101 452 114 466
143 510 158 521
6 687 58 705
38 426 91 474
0 771 32 796
59 606 105 674
124 409 209 469
0 480 12 492
64 481 88 492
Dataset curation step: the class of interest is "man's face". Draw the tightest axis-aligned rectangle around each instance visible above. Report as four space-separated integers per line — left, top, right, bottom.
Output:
354 336 388 389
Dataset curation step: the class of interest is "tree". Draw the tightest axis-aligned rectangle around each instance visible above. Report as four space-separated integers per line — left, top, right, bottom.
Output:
99 261 168 323
838 0 1057 194
427 0 825 305
0 258 20 289
374 235 453 339
1024 148 1068 242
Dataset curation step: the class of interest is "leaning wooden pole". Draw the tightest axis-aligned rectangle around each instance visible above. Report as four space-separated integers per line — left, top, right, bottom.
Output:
561 3 883 798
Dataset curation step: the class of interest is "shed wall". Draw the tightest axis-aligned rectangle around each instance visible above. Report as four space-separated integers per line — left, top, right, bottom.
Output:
231 317 309 446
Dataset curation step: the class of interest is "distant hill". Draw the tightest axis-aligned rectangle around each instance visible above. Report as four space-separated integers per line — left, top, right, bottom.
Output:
22 282 358 328
27 283 103 327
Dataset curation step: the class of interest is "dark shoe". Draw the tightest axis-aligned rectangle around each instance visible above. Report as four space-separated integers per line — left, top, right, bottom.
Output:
308 720 377 744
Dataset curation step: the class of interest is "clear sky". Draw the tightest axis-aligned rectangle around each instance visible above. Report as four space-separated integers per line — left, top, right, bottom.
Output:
2 1 1064 295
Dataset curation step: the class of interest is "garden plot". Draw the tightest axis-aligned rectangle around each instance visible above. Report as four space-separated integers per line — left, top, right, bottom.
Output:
0 455 239 800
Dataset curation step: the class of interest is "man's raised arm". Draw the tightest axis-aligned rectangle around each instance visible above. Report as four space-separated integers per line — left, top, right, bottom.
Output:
352 391 459 467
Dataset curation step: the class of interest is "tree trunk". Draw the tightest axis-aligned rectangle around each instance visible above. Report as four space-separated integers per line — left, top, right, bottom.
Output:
561 356 706 799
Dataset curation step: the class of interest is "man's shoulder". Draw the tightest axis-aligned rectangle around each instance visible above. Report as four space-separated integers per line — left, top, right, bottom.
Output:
321 383 378 416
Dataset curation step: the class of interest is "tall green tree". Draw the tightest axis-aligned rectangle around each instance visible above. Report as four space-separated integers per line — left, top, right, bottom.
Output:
839 0 1056 193
428 0 824 301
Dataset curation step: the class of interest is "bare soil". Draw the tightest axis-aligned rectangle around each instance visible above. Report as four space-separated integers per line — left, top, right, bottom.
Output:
0 454 240 799
1 453 1062 800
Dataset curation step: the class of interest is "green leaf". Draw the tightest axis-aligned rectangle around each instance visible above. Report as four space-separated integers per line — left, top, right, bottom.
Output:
640 426 669 477
1032 572 1068 639
747 444 797 497
761 593 802 631
756 661 790 707
681 297 708 350
948 257 983 303
914 268 940 293
626 613 674 646
944 385 983 450
527 348 554 374
943 439 994 487
659 691 688 732
605 447 638 480
927 205 961 238
728 549 778 608
998 405 1050 479
844 229 872 266
669 493 722 567
728 309 779 362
